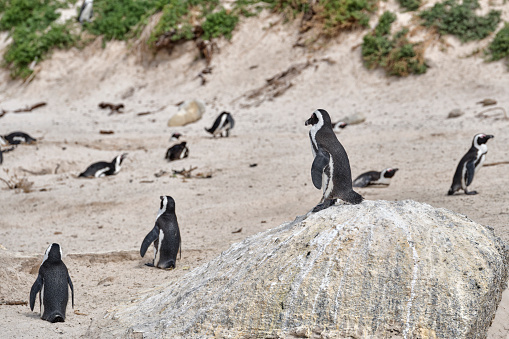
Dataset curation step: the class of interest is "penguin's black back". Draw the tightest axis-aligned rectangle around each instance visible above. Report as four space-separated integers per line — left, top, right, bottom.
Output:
39 260 70 322
79 161 111 177
353 171 381 187
156 211 181 269
165 142 188 161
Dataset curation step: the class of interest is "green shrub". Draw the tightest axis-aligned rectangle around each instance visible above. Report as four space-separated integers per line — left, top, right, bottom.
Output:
397 0 421 11
362 11 427 76
266 0 378 38
419 0 501 42
202 10 239 40
84 0 169 41
487 22 509 63
0 0 76 78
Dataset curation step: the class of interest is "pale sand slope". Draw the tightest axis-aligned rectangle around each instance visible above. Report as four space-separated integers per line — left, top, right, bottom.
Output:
0 7 508 338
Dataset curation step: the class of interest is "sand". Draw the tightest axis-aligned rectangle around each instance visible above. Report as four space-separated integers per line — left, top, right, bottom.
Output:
0 6 508 338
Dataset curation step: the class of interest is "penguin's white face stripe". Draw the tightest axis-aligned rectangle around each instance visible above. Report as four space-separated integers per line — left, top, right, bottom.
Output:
154 229 164 267
42 244 52 266
95 167 109 178
309 110 324 151
156 197 168 221
113 155 123 174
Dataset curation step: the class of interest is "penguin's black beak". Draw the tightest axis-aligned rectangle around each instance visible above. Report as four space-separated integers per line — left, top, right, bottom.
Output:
393 168 399 172
487 135 494 139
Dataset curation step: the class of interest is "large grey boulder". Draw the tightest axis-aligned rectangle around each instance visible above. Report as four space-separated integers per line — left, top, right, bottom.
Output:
95 200 509 338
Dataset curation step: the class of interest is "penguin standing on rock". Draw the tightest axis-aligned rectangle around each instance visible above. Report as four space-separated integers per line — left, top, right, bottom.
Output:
448 133 494 195
79 153 127 178
29 243 74 323
140 196 181 269
353 168 399 188
305 109 363 212
205 111 235 137
0 131 37 145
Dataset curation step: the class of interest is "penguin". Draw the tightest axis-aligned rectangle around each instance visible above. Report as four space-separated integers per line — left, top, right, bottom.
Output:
169 132 182 142
140 196 181 269
0 131 36 145
353 168 399 188
0 148 2 165
448 133 494 195
165 142 189 161
332 121 347 132
29 243 74 323
78 0 93 23
205 111 235 137
305 109 363 212
78 153 127 178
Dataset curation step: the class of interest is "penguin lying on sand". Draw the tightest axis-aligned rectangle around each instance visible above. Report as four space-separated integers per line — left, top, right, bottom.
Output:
78 0 93 23
305 109 363 212
30 243 74 323
165 142 189 161
353 168 399 188
140 196 181 269
205 111 235 137
448 133 494 195
79 153 127 178
0 131 37 145
332 121 347 132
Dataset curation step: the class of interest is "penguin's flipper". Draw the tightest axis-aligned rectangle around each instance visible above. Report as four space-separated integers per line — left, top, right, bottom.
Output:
29 274 43 311
140 226 159 257
465 160 475 186
67 274 74 308
311 150 330 189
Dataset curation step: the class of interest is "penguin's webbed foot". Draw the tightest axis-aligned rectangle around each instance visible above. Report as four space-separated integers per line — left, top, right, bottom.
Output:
312 199 336 213
144 262 155 267
465 190 478 195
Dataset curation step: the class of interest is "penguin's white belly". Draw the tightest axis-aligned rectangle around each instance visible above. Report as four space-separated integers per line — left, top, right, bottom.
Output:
323 157 334 198
154 229 164 267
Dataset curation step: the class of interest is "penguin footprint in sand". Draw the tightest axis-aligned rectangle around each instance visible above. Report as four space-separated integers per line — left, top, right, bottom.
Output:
205 111 235 137
305 109 363 212
448 133 494 195
30 243 74 323
140 196 181 269
79 153 127 178
353 168 399 188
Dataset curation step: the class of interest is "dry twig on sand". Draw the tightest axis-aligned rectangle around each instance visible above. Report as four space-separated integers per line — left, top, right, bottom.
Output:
0 102 47 118
475 107 507 120
172 166 212 180
0 300 27 306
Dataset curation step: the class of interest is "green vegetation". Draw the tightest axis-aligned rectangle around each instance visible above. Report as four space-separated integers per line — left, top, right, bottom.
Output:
266 0 378 38
419 0 501 42
83 0 169 41
487 23 509 67
0 0 76 78
202 10 239 40
362 11 427 76
397 0 421 11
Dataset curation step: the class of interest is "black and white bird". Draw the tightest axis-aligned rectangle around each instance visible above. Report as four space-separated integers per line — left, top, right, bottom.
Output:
0 131 37 145
332 121 348 132
353 168 399 188
140 196 181 269
165 142 189 161
78 153 127 178
448 133 494 195
78 0 93 23
305 109 363 212
29 243 74 323
205 111 235 137
169 132 182 142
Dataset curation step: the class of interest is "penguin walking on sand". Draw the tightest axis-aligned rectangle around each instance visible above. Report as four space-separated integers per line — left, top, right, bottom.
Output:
140 196 181 269
305 109 363 212
78 0 93 23
448 133 494 195
205 111 235 137
30 243 74 323
79 153 127 178
0 131 36 145
353 168 399 188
